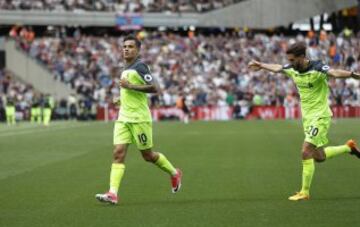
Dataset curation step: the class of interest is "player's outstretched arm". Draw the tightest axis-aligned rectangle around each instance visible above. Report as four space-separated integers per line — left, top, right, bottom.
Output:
248 60 283 73
328 69 360 80
120 78 158 93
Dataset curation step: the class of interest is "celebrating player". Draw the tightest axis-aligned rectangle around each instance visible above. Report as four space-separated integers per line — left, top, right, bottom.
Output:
248 41 360 201
96 35 182 205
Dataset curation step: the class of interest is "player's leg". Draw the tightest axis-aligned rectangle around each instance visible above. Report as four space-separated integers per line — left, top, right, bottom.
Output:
5 107 10 125
6 107 15 125
312 142 357 162
322 140 360 159
132 122 182 193
314 117 356 159
11 112 15 124
110 144 128 193
290 117 346 201
322 143 351 159
141 149 182 193
184 113 189 124
96 144 127 204
289 118 319 201
37 108 42 124
289 142 314 201
96 122 131 204
43 108 52 126
183 107 190 124
31 108 36 123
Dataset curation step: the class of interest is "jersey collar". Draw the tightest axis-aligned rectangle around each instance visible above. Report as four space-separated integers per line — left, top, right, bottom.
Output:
298 60 314 73
125 57 141 70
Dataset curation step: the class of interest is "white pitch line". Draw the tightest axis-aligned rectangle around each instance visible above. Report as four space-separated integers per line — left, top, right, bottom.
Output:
0 123 65 134
0 123 93 137
0 121 77 133
0 124 44 133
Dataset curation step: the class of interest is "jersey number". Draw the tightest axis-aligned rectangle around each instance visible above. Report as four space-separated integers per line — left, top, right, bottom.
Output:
308 126 319 136
138 133 147 145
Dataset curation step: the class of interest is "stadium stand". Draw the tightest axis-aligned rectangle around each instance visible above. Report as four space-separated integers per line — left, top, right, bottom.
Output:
0 0 244 13
0 67 95 121
1 1 359 121
16 29 360 113
0 69 37 121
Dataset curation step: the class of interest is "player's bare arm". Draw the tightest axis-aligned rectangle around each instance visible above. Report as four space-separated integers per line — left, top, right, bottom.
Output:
327 69 360 80
248 60 283 73
120 78 158 93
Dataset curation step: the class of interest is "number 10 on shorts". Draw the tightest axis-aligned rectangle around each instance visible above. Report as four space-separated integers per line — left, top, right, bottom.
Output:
138 133 148 145
308 126 319 137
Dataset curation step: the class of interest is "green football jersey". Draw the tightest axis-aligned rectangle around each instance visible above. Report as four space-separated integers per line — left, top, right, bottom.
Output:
282 60 332 119
117 58 154 123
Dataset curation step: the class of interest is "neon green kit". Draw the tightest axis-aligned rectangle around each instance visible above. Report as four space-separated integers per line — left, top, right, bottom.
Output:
282 61 332 147
114 58 155 150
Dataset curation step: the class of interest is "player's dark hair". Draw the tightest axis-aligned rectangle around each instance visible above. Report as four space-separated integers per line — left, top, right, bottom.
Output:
123 35 141 49
286 42 307 57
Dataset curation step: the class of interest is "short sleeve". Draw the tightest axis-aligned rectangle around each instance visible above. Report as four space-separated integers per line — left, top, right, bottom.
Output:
281 64 294 78
315 62 331 79
135 63 154 85
319 64 330 74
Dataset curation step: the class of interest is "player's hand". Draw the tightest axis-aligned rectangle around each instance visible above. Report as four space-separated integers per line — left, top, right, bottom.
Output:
351 72 360 80
248 60 262 71
120 79 132 89
113 97 121 105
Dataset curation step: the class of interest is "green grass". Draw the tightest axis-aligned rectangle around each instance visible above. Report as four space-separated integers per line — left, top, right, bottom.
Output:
0 119 360 227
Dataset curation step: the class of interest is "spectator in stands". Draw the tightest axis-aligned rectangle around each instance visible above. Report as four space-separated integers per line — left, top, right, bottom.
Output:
11 28 360 121
176 93 190 124
67 93 78 119
0 69 47 122
0 0 243 13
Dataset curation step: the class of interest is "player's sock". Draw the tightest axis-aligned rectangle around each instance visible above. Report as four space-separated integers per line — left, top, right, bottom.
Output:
324 145 351 159
184 115 189 124
300 159 314 195
154 153 177 176
109 163 125 194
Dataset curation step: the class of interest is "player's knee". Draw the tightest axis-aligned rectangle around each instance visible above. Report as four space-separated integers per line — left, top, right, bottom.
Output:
113 146 126 162
141 151 156 162
313 152 326 163
301 150 313 160
314 157 325 163
113 152 125 163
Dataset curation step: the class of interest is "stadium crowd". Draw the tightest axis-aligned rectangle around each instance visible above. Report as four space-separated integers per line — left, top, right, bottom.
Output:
0 69 35 121
3 26 360 121
0 68 96 122
0 0 242 13
15 28 360 113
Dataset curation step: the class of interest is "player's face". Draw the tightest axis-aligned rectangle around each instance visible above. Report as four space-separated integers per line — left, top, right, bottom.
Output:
123 40 139 61
286 54 306 70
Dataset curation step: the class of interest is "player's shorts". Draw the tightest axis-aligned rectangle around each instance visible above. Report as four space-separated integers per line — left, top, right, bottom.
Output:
43 108 52 116
113 121 153 151
303 117 331 148
31 107 41 116
5 106 15 116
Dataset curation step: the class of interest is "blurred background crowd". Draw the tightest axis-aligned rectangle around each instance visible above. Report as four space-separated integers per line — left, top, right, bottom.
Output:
0 0 243 13
3 26 359 120
0 0 359 122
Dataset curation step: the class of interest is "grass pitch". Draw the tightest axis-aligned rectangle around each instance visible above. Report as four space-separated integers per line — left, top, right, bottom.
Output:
1 119 360 227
